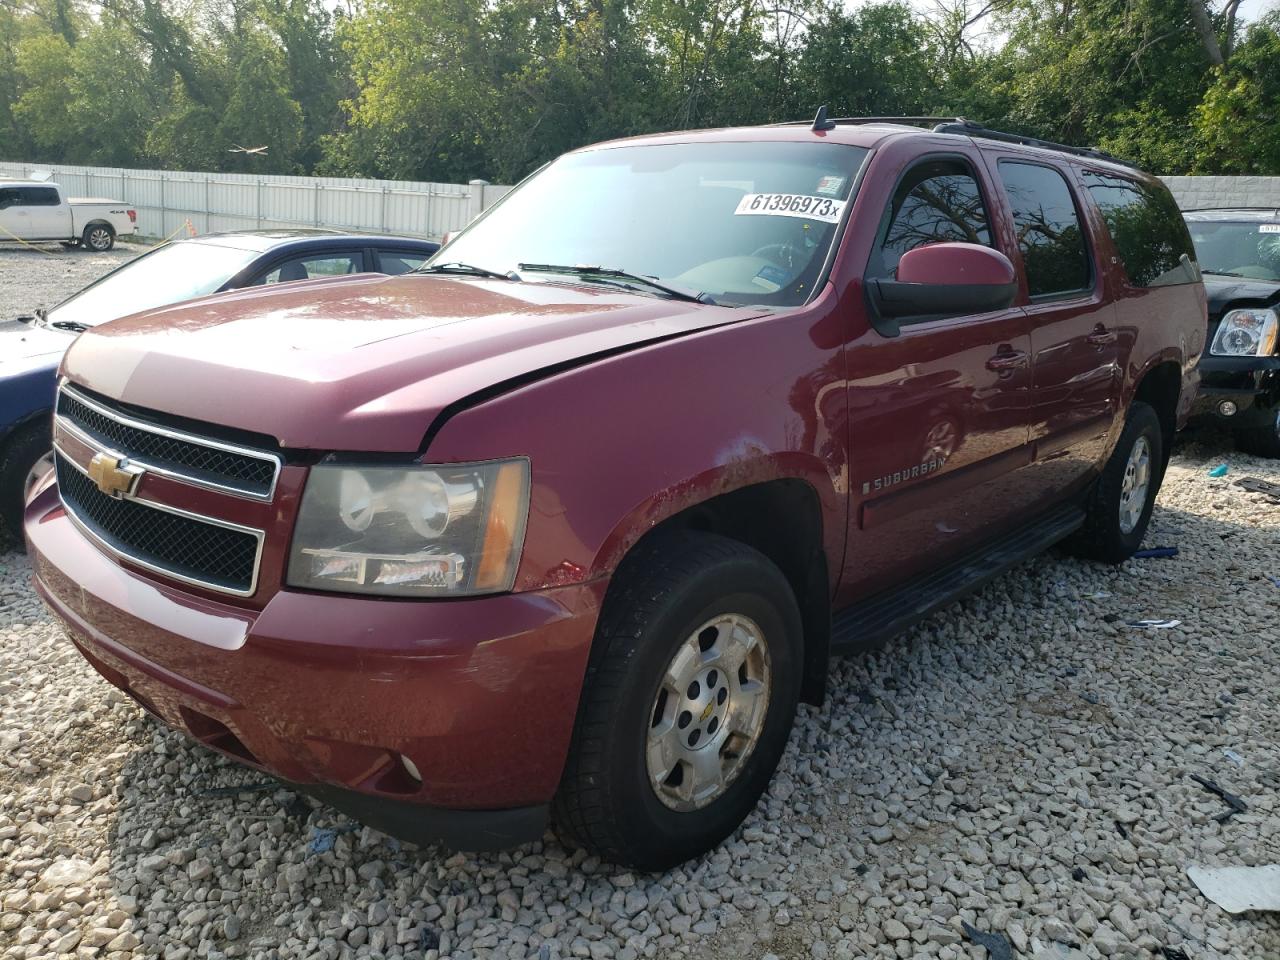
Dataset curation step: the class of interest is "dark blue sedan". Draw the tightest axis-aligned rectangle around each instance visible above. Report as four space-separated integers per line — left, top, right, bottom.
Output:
0 229 439 542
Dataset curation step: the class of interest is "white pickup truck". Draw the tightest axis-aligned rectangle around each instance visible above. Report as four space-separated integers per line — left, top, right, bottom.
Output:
0 180 137 251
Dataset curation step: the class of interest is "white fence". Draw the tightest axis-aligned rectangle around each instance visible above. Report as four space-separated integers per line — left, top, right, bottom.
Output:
3 159 1275 244
0 161 512 242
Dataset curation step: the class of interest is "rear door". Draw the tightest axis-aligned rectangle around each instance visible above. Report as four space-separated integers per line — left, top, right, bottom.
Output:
982 153 1122 503
243 248 367 286
374 247 433 275
21 186 70 239
841 148 1035 598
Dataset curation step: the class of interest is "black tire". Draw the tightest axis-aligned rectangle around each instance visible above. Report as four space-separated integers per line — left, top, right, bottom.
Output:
553 531 802 870
0 422 53 548
1235 409 1280 459
1064 401 1163 564
82 222 115 252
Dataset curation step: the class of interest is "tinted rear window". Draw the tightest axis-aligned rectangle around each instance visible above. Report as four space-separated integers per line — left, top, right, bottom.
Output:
998 161 1090 298
1082 172 1198 287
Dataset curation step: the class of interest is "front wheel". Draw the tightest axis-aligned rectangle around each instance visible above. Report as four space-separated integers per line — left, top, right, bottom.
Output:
82 223 115 251
553 532 802 870
1065 401 1163 564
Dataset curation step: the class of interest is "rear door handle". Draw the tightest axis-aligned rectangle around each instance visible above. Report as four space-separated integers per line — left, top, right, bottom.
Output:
986 349 1028 372
1086 325 1117 346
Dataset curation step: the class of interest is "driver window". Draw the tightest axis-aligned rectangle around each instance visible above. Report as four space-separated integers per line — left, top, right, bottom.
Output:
870 159 991 279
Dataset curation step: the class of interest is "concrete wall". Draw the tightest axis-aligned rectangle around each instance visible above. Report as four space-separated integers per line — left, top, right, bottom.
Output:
1162 176 1280 211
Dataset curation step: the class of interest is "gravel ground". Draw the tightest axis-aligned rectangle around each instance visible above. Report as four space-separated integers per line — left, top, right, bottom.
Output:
3 248 1280 960
0 243 139 318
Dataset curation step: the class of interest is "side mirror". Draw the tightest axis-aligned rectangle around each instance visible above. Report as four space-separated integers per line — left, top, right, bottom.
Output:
867 242 1018 335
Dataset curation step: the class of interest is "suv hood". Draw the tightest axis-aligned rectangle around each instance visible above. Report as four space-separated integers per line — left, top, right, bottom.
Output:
62 273 766 451
1203 276 1280 317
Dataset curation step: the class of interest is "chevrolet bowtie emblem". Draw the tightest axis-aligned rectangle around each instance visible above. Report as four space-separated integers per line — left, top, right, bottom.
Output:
87 453 143 498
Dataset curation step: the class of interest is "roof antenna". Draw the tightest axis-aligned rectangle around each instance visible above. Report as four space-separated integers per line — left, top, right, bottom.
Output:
812 105 836 132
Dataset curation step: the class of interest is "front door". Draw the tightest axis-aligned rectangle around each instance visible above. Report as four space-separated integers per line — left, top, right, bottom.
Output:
840 151 1035 601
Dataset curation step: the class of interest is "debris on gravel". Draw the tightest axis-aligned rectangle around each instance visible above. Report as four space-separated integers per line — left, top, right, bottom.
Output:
3 251 1279 960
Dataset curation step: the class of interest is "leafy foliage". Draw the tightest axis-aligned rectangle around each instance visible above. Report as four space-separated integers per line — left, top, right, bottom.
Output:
0 0 1277 180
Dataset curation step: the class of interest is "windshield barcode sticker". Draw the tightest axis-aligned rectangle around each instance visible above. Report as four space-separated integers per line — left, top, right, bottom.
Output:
734 193 845 224
1260 224 1280 234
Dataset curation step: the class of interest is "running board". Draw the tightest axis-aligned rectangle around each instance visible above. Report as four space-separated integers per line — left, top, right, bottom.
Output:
831 502 1086 653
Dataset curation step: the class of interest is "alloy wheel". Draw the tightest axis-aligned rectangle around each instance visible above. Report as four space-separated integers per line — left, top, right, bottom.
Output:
646 613 771 812
1118 435 1151 534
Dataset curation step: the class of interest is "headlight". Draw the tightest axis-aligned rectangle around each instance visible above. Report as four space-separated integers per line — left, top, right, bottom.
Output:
1211 308 1278 357
287 459 530 597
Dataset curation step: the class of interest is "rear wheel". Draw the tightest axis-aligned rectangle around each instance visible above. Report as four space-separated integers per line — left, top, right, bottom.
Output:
553 532 802 870
1235 408 1280 459
1065 401 1163 564
82 223 114 251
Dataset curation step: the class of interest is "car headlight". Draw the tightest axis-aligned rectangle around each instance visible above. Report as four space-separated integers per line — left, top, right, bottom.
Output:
287 459 530 597
1211 308 1278 357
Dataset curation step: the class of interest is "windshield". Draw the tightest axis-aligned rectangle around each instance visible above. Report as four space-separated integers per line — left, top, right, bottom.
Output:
47 241 260 327
1186 219 1280 282
435 140 870 307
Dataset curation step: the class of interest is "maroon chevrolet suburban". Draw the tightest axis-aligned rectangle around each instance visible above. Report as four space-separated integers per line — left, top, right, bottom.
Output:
26 115 1205 870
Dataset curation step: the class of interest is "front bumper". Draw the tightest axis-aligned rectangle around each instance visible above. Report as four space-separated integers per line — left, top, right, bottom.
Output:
25 482 606 850
1192 355 1280 428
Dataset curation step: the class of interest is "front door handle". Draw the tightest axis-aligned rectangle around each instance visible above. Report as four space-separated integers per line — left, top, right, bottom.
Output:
985 349 1029 372
1086 324 1117 346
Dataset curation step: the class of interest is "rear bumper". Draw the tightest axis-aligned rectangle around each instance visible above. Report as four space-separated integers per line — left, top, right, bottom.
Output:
26 483 606 846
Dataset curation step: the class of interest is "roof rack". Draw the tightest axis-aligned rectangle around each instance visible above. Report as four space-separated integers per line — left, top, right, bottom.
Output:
777 107 1138 169
931 120 1138 168
775 111 964 130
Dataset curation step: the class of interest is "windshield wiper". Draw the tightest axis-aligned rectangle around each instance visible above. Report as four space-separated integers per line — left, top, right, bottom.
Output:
517 263 716 304
1202 269 1246 277
415 261 520 281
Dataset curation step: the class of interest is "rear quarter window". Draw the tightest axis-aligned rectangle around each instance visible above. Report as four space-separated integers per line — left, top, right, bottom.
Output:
1082 172 1198 288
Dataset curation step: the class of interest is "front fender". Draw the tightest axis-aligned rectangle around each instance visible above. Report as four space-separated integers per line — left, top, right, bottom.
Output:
424 303 849 594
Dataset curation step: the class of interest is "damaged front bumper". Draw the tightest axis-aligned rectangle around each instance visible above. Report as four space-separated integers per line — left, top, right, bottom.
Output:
25 481 606 850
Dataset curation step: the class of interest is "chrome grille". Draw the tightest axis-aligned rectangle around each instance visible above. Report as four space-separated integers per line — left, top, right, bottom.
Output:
56 454 261 595
56 386 279 499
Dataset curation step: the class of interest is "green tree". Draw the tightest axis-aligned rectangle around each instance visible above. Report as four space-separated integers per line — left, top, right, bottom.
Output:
1193 16 1280 173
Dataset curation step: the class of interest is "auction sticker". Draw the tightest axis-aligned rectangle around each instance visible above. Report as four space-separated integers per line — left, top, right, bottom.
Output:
735 193 845 223
1260 224 1280 233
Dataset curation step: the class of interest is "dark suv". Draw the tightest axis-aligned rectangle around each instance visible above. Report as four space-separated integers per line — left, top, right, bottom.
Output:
26 115 1205 870
1183 208 1280 456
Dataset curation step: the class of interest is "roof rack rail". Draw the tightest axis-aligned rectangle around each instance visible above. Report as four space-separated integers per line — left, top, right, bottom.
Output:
774 110 1139 168
774 114 964 129
930 120 1137 168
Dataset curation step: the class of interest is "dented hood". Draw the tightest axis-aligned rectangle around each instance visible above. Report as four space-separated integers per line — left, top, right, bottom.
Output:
62 273 764 452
